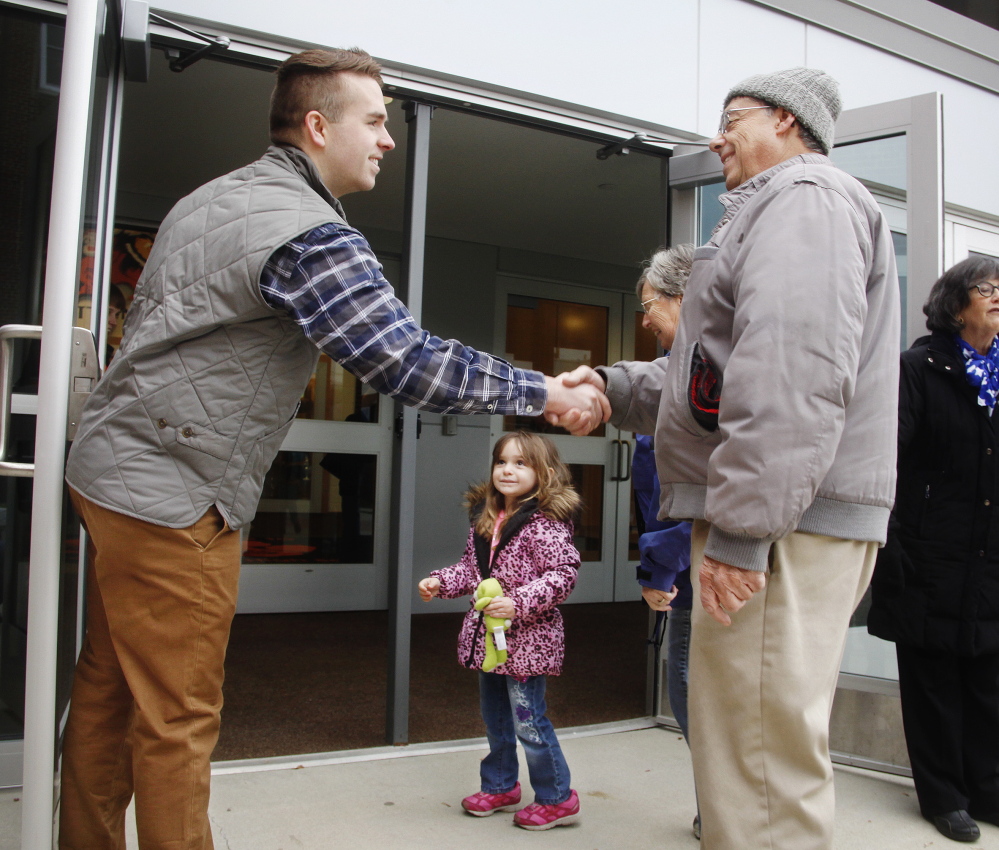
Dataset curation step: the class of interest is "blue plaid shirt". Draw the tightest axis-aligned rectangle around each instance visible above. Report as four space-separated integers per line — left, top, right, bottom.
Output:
260 222 547 415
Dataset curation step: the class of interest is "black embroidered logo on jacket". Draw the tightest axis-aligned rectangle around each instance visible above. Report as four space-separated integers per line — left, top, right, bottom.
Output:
688 343 722 432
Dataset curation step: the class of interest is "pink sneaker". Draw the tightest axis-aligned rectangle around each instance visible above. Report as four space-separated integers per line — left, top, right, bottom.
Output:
513 789 580 830
461 782 522 817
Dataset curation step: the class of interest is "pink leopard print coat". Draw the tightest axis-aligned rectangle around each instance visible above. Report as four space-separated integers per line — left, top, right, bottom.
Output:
431 513 580 678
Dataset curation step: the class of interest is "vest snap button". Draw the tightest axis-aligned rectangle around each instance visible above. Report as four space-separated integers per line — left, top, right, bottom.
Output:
157 419 168 429
182 427 194 438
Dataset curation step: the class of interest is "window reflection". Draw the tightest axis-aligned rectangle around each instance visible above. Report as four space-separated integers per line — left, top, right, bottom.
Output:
246 451 376 564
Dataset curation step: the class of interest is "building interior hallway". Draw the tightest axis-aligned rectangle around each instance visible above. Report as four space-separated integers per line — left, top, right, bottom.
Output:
215 601 651 760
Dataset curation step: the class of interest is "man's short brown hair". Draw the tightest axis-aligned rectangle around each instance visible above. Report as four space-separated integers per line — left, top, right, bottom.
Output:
270 48 383 144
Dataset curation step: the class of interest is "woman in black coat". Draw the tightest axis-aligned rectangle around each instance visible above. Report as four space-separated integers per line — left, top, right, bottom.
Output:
869 255 999 843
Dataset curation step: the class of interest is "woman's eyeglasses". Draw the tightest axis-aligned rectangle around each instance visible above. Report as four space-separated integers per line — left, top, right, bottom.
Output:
969 281 999 298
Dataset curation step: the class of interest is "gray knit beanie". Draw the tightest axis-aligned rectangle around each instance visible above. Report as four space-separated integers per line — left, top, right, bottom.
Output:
725 67 842 154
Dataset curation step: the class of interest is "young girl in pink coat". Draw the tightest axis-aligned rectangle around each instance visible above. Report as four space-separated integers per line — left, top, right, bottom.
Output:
419 430 582 831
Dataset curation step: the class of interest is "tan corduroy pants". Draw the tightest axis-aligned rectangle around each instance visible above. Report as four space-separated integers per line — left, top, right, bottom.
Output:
59 491 241 850
688 520 876 850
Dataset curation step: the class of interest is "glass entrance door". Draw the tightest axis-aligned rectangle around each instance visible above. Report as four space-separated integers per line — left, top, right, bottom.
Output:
0 0 127 847
494 276 645 604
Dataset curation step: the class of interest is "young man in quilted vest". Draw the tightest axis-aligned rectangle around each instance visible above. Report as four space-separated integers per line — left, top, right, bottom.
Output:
60 48 608 850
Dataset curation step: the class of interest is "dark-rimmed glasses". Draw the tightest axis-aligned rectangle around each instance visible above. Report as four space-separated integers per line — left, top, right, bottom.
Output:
969 281 999 298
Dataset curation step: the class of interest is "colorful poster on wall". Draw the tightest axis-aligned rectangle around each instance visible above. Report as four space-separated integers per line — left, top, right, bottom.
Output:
77 226 157 351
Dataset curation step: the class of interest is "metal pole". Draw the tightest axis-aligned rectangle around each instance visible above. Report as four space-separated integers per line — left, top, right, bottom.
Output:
386 101 432 744
22 0 103 846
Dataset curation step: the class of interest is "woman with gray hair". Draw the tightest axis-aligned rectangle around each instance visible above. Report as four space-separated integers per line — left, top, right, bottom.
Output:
631 243 700 838
636 243 694 352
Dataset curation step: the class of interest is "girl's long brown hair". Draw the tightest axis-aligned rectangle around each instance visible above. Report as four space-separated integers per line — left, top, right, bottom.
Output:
466 430 581 537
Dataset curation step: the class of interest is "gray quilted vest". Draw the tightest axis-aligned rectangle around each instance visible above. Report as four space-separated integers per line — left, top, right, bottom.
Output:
66 145 347 529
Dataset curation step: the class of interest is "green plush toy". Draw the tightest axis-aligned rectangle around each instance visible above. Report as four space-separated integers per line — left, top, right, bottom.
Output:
474 577 512 672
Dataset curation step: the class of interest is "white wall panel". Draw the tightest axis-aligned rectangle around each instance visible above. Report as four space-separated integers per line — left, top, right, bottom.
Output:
807 27 999 218
154 0 999 216
152 0 701 130
695 0 807 137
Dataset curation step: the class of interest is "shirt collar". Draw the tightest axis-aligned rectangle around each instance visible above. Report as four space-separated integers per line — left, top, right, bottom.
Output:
710 153 830 244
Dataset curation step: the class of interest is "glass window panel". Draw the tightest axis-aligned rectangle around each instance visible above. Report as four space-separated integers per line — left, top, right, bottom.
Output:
893 231 908 349
296 355 380 424
504 296 608 437
830 135 906 194
830 135 908 682
246 451 377 565
698 181 726 244
0 7 71 747
567 463 602 562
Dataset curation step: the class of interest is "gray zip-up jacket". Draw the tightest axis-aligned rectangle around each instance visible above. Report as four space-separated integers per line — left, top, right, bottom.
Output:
600 154 900 571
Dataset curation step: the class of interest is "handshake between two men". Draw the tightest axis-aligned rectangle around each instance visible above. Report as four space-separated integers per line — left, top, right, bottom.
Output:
542 366 608 435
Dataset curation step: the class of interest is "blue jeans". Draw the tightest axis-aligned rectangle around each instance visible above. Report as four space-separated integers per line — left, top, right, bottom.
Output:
478 672 571 805
667 607 692 743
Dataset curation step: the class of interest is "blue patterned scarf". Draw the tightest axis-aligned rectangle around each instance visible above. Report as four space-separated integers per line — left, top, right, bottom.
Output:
956 334 999 410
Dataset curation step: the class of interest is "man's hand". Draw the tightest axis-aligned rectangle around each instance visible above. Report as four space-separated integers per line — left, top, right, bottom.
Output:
543 371 610 435
699 555 766 626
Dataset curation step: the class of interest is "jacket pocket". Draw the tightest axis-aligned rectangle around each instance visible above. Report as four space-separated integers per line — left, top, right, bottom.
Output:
174 421 236 462
247 406 299 468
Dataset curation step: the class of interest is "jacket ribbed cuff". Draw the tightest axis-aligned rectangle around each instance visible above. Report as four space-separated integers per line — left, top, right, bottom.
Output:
595 365 632 426
704 526 771 572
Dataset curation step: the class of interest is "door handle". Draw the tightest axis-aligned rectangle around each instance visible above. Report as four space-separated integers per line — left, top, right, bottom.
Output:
0 324 100 477
619 438 632 482
0 325 42 477
610 438 633 482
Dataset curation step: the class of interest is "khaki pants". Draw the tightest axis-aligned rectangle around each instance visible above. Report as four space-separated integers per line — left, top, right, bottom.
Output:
688 520 876 850
59 491 241 850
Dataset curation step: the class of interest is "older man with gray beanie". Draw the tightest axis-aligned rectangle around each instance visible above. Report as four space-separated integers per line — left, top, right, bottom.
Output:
558 67 901 848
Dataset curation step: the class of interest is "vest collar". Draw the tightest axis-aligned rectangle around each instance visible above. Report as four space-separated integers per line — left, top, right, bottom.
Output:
264 144 348 222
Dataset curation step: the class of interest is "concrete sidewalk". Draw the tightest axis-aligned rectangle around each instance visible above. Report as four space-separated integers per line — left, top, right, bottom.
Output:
3 720 998 848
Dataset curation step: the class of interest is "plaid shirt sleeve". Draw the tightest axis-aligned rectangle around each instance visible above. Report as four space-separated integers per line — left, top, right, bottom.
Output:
259 222 547 415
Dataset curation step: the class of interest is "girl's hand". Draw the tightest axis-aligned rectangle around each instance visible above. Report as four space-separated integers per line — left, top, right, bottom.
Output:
484 595 515 619
419 577 441 601
642 585 677 612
